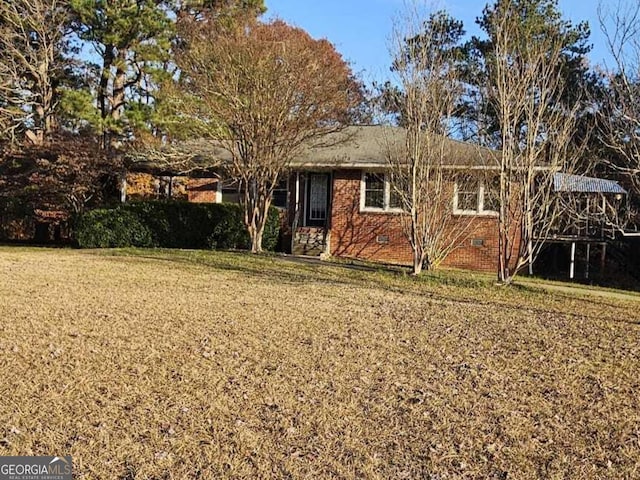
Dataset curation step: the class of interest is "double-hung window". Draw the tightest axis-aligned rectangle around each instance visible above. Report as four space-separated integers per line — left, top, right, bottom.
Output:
453 174 499 215
361 172 403 212
271 177 288 209
483 175 500 213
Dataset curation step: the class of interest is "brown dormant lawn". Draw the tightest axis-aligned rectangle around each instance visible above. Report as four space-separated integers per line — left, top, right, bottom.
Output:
0 248 638 479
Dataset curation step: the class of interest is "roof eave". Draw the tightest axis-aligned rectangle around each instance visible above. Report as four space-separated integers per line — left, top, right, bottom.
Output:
288 162 502 170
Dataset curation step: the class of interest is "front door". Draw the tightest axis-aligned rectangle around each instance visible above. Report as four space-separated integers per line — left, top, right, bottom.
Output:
305 173 330 227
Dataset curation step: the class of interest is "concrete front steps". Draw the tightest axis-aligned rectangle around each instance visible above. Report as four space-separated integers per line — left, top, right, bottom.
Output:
292 227 327 256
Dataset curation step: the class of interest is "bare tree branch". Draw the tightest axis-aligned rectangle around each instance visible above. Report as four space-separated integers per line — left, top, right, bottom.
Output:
383 2 481 274
483 1 586 283
595 0 640 199
0 0 69 145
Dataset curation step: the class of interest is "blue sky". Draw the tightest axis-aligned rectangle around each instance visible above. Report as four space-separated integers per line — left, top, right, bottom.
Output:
265 0 611 83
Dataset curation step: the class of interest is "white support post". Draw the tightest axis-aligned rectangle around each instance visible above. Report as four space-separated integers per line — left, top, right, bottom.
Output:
291 171 301 254
295 171 300 216
120 174 127 203
602 196 606 238
570 242 576 280
585 243 591 280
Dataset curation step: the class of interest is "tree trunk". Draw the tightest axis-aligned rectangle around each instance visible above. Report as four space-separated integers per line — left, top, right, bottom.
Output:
244 179 271 254
98 46 115 149
112 65 126 123
412 248 423 276
248 208 266 254
250 227 263 253
497 227 511 284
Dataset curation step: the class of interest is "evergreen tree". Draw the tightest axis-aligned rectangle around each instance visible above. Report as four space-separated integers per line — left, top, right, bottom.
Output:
375 11 467 127
69 0 176 149
463 0 592 146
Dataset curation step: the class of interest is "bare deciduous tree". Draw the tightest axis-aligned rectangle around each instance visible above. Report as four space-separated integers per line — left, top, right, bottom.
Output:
596 0 640 200
383 5 481 274
167 15 361 253
483 0 584 283
0 0 69 145
0 56 21 142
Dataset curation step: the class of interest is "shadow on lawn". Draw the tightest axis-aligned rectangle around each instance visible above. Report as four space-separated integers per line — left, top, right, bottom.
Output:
98 248 640 325
117 250 373 289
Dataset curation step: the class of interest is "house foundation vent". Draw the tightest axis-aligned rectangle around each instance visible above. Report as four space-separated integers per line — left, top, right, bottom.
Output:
376 235 390 244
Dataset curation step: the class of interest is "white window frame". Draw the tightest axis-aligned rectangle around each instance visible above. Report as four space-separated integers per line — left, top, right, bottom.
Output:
453 178 499 216
360 171 403 213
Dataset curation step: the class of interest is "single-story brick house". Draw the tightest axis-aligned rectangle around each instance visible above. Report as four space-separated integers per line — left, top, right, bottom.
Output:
125 126 510 271
124 125 630 273
283 126 507 271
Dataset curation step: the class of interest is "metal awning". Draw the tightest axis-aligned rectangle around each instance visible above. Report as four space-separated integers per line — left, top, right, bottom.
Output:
553 173 627 194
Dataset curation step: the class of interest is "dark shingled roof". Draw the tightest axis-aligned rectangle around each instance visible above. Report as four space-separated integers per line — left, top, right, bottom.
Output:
290 125 498 169
128 125 498 173
553 173 627 194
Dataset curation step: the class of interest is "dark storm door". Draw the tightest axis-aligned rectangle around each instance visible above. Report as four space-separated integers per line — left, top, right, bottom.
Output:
305 173 330 227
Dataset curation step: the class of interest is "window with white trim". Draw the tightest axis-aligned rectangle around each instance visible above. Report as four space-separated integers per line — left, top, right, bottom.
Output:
453 174 499 215
361 172 403 212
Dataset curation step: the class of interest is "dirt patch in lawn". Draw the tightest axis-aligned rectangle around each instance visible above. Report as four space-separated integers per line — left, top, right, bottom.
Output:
0 248 638 479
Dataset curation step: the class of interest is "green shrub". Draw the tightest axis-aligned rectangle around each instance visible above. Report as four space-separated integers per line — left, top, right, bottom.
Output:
75 201 281 252
262 206 282 251
208 204 250 250
75 208 155 248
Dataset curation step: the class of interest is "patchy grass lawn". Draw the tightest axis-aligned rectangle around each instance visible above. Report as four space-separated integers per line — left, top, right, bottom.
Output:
0 247 639 479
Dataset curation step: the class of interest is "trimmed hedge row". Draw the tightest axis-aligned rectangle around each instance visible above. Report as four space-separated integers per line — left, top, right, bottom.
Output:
75 201 281 251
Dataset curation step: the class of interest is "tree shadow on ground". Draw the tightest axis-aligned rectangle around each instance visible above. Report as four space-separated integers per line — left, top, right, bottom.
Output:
95 248 640 326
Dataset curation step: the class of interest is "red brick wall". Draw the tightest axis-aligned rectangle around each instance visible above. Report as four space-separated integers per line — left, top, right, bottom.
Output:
329 169 506 272
187 178 219 203
330 169 412 264
441 220 499 272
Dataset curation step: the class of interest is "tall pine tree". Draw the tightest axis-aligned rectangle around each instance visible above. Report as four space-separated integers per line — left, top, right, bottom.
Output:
69 0 175 149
